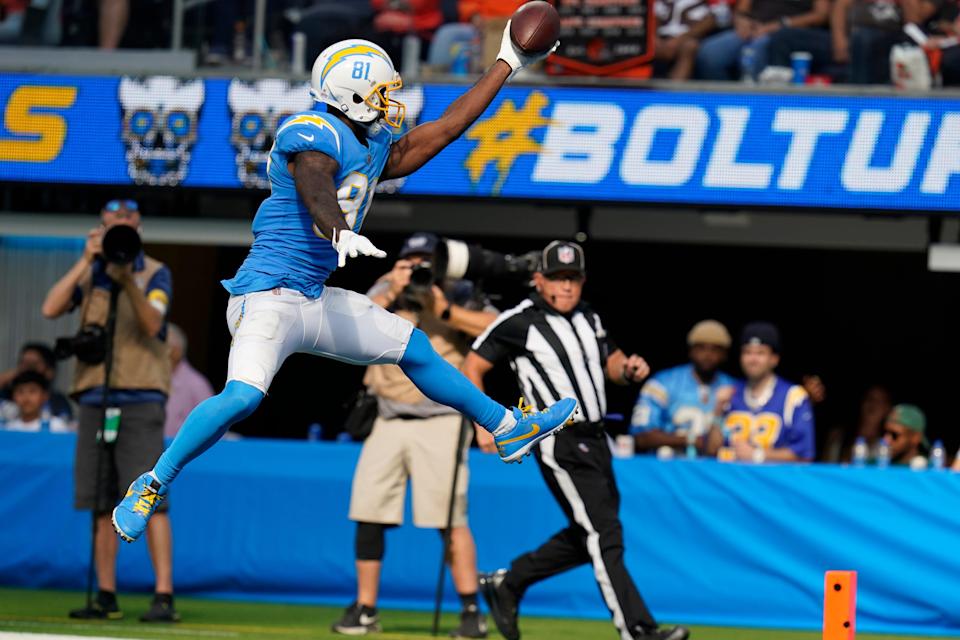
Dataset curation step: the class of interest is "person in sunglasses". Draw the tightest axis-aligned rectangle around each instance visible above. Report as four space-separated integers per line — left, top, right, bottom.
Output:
882 404 928 467
41 198 179 623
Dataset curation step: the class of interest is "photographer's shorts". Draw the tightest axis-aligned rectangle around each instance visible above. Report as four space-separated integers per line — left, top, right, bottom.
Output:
75 402 168 513
225 287 414 394
349 414 469 529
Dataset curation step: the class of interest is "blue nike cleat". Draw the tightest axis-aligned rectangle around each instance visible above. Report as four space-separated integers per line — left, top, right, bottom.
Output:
495 397 578 463
112 472 167 543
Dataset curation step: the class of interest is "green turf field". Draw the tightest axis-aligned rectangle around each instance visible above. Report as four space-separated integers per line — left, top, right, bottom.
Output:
0 588 947 640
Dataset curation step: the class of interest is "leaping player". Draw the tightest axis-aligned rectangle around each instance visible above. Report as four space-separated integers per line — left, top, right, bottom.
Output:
112 29 577 543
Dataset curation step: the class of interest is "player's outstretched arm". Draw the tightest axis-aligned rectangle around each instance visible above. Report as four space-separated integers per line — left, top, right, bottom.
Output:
293 151 386 267
382 21 557 180
382 60 512 180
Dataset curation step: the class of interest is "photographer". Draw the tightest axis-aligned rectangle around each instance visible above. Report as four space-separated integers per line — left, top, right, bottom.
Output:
41 199 178 623
333 233 497 638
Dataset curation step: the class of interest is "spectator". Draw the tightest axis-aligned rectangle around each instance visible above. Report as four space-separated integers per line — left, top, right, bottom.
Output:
763 2 845 82
655 0 730 79
696 0 830 80
820 383 893 462
710 322 815 462
883 403 928 466
459 0 525 68
372 0 445 69
927 13 960 85
631 319 737 454
332 233 497 638
0 342 74 428
2 371 71 433
41 198 179 623
0 0 27 42
767 0 943 84
164 324 214 439
464 241 689 640
99 0 128 49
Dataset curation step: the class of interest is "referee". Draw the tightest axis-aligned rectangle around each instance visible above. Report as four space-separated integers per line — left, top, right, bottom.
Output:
462 241 689 640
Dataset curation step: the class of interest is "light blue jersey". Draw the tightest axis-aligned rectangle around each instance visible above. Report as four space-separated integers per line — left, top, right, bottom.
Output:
223 109 392 298
630 364 737 438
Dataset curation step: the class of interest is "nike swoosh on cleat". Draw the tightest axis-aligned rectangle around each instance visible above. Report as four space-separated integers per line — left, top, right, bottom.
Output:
498 423 540 446
297 132 315 142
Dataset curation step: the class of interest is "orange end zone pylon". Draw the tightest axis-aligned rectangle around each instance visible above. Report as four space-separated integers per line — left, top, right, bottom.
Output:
823 570 857 639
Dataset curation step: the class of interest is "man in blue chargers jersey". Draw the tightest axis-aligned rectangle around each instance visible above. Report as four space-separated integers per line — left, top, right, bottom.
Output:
111 33 578 544
715 322 815 463
631 320 737 455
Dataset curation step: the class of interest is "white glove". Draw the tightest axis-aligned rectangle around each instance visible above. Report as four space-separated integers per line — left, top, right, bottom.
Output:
497 19 560 77
331 229 387 268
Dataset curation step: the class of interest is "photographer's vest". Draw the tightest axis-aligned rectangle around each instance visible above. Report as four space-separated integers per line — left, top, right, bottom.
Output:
71 256 171 396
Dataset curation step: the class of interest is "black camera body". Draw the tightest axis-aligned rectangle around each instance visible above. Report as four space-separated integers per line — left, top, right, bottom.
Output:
395 239 539 313
409 261 436 288
55 325 107 364
53 224 142 364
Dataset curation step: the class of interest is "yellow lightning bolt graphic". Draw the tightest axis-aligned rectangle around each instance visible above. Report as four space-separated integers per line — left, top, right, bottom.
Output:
464 91 551 194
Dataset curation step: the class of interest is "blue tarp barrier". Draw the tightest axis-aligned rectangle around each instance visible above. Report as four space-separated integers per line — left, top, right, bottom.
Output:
1 431 958 635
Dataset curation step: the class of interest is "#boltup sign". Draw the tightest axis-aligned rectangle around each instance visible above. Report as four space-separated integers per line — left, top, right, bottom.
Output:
1 72 959 211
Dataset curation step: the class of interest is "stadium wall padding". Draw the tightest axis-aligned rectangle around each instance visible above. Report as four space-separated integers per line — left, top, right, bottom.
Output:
1 431 959 635
3 72 960 210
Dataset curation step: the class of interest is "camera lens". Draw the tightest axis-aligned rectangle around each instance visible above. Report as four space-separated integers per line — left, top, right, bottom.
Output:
409 263 434 287
102 225 142 264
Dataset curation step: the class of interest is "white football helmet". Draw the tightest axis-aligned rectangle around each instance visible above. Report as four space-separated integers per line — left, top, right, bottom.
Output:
310 39 405 129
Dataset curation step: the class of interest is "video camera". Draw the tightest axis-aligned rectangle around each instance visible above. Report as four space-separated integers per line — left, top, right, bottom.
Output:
53 225 143 364
407 238 539 288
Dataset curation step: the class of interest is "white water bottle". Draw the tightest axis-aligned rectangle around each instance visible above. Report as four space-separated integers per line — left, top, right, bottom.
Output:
852 436 867 468
876 439 890 469
931 439 946 471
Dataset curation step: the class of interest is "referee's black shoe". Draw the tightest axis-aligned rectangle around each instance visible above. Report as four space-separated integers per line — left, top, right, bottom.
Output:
633 625 690 640
479 570 520 640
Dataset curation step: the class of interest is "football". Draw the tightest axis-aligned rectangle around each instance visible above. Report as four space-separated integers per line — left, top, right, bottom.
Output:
509 1 561 56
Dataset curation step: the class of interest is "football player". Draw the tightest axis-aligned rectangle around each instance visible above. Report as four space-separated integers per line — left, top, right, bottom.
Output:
112 32 576 543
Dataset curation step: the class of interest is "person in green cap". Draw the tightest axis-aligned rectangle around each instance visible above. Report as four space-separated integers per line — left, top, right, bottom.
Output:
883 404 928 466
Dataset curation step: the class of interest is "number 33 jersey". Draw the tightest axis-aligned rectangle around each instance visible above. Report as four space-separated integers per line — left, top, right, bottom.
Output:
724 376 815 460
223 109 392 299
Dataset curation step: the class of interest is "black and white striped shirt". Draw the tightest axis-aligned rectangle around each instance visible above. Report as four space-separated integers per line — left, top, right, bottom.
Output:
471 295 616 424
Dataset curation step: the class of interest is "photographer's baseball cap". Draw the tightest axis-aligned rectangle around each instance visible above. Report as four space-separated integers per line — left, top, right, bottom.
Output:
740 321 781 353
687 320 732 348
539 240 585 276
399 232 439 258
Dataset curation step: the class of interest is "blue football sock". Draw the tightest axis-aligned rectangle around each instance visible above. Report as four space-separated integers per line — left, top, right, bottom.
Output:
153 380 263 485
398 328 506 432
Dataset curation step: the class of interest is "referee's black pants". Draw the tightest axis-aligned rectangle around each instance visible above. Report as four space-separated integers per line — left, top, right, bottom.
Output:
504 424 657 639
